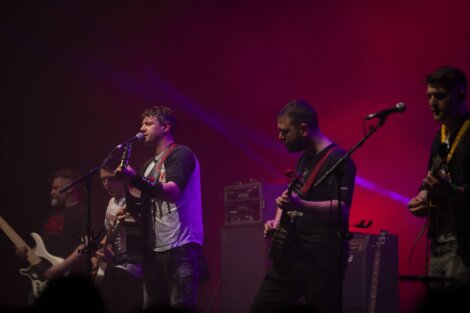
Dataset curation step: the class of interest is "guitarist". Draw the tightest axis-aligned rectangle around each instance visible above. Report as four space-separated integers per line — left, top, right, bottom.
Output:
408 66 470 292
115 105 204 311
95 164 143 313
251 100 356 313
14 169 96 300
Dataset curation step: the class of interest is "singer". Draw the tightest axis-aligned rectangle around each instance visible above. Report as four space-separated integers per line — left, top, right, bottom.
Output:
408 66 470 293
114 105 204 311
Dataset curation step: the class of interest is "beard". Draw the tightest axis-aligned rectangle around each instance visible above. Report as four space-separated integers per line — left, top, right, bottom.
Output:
51 198 59 207
285 137 308 153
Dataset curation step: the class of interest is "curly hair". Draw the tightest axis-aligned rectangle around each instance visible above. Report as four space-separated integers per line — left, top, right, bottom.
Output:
141 105 177 136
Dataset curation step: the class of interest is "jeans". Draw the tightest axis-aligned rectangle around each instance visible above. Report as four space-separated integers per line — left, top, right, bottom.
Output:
143 243 201 311
429 240 470 291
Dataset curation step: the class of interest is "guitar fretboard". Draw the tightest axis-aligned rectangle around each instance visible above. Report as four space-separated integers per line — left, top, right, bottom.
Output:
0 216 41 265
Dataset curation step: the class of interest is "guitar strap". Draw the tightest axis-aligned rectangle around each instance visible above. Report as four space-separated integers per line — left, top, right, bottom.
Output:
440 118 470 163
147 142 178 181
300 146 339 195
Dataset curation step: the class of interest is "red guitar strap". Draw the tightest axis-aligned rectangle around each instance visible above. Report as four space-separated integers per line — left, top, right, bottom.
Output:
300 146 338 195
156 142 178 172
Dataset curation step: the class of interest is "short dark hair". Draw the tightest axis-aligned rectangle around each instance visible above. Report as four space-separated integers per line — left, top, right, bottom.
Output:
141 105 177 136
425 66 467 95
278 99 319 131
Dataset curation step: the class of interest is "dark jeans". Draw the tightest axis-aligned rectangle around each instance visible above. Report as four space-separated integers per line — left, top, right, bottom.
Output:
101 266 143 313
143 243 201 311
251 246 346 313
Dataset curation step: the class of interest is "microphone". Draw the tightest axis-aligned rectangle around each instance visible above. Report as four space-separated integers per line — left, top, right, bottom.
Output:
116 132 144 149
366 102 407 120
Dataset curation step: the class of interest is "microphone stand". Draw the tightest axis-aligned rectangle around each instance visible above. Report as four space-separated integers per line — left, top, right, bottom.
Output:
60 166 101 279
313 117 387 313
59 148 119 278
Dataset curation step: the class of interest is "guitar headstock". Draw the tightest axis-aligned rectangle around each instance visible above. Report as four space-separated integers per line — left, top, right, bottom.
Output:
119 143 132 169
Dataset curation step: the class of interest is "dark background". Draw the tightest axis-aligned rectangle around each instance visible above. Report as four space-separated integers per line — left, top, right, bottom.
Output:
2 1 470 312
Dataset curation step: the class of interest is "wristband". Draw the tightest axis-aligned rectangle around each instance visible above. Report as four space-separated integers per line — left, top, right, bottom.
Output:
130 175 163 197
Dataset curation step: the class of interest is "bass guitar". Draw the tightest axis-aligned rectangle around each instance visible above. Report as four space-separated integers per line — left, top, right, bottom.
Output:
0 215 64 298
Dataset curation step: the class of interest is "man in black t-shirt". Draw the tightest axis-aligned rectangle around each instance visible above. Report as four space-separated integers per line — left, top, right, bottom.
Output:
408 66 470 292
14 169 94 302
251 99 356 313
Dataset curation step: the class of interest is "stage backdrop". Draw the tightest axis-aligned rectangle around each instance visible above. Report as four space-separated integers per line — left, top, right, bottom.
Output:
2 1 470 312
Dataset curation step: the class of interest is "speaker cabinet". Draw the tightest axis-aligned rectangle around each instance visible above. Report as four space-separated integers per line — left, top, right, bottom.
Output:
343 232 399 313
220 224 268 313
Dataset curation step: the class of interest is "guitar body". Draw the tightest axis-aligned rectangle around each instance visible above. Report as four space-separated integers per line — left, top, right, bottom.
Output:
268 211 294 260
268 175 303 261
19 233 64 298
0 216 64 299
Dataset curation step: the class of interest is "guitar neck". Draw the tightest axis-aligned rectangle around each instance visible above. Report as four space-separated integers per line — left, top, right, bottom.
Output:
106 219 122 246
0 216 40 265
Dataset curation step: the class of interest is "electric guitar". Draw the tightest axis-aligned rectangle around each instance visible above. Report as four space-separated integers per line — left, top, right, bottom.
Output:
95 142 142 285
94 218 123 287
267 173 303 260
0 215 64 298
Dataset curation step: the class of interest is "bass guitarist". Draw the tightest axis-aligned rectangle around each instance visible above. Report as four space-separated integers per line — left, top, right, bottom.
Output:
251 100 356 313
14 169 96 301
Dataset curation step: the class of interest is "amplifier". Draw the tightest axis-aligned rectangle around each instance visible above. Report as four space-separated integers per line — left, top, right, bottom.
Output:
224 181 286 226
343 231 399 313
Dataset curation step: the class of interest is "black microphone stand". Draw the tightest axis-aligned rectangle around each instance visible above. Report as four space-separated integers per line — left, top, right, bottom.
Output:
59 148 119 278
313 117 387 313
60 166 101 278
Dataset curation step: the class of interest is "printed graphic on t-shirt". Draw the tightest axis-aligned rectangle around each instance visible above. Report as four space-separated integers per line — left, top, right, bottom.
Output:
44 214 65 235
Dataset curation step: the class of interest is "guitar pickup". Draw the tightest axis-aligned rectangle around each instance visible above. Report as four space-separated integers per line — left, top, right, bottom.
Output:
287 211 303 218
